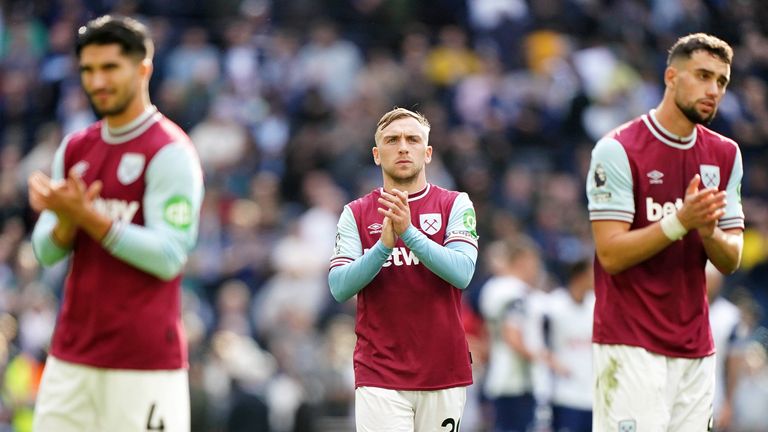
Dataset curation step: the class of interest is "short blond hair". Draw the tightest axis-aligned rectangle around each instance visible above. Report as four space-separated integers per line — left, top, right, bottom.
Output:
374 107 431 145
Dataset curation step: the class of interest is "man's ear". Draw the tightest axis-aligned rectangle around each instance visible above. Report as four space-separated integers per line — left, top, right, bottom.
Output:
372 146 380 166
424 145 433 164
140 58 153 79
664 66 677 89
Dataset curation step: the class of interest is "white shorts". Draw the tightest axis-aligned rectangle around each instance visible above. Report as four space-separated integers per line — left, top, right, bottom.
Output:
593 344 714 432
33 356 189 432
355 386 467 432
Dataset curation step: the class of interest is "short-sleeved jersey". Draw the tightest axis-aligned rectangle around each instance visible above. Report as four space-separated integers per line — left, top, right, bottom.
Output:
586 110 744 358
331 184 476 390
543 288 595 410
50 109 200 370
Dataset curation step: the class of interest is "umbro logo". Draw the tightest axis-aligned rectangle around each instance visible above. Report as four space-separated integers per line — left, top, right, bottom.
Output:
647 170 664 184
368 223 382 234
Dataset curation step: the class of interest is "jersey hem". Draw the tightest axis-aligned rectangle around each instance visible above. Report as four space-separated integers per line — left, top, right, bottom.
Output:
591 339 715 359
49 350 187 371
354 379 473 391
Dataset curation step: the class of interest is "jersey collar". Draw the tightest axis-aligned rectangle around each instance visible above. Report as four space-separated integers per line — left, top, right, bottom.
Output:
378 183 431 202
101 106 162 144
408 184 430 202
641 109 697 149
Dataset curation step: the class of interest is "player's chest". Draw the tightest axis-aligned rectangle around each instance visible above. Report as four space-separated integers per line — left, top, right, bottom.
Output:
632 146 725 201
359 202 447 244
67 144 149 202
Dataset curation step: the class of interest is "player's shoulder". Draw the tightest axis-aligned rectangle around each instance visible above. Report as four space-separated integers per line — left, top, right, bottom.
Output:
150 114 194 150
67 120 103 146
696 124 739 151
603 115 646 147
60 122 103 162
346 188 381 211
423 184 465 210
156 114 192 141
427 183 460 197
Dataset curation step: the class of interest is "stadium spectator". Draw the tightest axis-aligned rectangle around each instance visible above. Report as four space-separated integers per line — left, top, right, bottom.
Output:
478 235 544 432
541 259 594 432
706 260 749 432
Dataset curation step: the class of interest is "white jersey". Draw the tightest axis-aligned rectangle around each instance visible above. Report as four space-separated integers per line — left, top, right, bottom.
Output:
479 275 533 397
544 288 595 410
709 296 744 414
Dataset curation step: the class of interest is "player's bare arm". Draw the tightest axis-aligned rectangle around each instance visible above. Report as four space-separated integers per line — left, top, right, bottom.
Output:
701 228 742 274
677 174 742 273
594 174 733 275
592 220 674 274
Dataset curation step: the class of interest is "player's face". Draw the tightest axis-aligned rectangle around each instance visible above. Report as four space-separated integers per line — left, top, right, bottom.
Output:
79 44 144 118
672 50 730 125
373 117 432 184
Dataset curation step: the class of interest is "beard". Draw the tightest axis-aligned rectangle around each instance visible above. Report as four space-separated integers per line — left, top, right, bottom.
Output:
676 99 716 125
383 165 422 186
90 96 131 117
88 86 136 118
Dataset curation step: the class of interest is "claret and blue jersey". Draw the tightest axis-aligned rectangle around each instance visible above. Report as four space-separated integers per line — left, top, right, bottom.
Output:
329 183 479 390
31 106 204 370
586 109 744 358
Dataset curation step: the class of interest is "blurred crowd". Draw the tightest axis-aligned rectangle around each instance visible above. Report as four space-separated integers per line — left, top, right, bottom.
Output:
1 0 768 431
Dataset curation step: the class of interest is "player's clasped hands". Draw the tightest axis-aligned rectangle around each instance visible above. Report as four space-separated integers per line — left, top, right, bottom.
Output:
27 168 102 221
378 189 411 248
677 174 727 238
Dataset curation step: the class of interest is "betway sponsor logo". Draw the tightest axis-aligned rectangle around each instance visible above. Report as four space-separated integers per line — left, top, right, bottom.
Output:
646 197 683 222
93 198 140 223
364 246 420 267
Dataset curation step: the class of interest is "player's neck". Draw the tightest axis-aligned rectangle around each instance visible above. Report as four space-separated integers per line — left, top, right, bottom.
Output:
104 94 152 129
654 100 695 137
382 177 428 194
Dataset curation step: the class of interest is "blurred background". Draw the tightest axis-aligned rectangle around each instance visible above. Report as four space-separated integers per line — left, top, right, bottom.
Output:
0 0 767 431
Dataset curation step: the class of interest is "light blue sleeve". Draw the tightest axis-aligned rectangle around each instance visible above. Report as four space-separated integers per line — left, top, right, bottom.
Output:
586 137 635 223
31 136 72 266
718 146 745 230
328 206 392 302
100 142 204 281
444 192 479 249
399 193 479 289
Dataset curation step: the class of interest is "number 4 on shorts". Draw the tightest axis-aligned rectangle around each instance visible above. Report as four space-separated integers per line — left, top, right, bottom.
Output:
146 402 165 431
